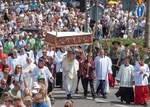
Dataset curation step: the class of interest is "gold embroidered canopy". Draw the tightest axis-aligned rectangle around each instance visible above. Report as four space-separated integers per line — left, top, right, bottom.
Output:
44 32 92 47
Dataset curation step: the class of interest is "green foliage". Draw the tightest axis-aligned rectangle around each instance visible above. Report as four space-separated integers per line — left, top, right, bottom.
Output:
100 38 146 57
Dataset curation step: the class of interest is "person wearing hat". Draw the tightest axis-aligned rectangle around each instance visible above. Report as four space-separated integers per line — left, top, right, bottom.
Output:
3 36 14 56
117 44 130 66
32 57 54 85
82 52 96 99
133 57 150 106
24 96 34 107
15 34 26 52
109 41 120 79
37 74 47 88
62 48 79 99
26 32 35 50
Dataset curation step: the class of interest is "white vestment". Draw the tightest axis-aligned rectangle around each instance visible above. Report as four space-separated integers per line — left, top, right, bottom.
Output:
62 57 79 95
55 50 67 73
116 64 134 87
23 63 36 89
32 66 53 83
25 50 35 63
133 63 150 86
95 56 112 93
18 53 28 67
8 56 21 74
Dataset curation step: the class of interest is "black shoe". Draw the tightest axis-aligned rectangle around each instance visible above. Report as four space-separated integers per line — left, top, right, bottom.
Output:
143 103 148 106
96 92 100 96
67 94 71 99
84 96 87 99
126 102 130 104
75 91 78 94
93 96 95 100
103 95 107 99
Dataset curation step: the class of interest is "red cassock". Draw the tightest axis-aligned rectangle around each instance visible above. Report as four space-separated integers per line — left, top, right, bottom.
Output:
134 85 149 104
108 74 115 87
83 60 95 80
45 62 56 78
76 56 86 76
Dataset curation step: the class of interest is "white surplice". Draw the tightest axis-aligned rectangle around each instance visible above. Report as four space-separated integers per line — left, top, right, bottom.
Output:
95 56 112 93
25 50 35 63
133 63 150 86
62 57 79 95
8 56 21 74
22 63 36 89
116 64 134 87
31 66 53 83
18 53 28 67
55 50 67 73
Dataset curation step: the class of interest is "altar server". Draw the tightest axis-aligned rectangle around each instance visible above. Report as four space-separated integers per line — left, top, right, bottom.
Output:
133 57 150 106
95 49 112 99
62 48 79 99
115 58 134 104
55 47 67 88
32 58 54 84
8 49 21 73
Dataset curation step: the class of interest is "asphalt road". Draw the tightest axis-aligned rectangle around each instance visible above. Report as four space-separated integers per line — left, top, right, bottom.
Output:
52 82 150 107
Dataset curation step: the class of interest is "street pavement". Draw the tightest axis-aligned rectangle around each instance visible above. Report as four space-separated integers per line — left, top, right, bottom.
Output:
52 81 150 107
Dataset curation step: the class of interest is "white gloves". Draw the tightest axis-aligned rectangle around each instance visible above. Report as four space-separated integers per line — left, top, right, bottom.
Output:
51 64 54 69
88 63 91 67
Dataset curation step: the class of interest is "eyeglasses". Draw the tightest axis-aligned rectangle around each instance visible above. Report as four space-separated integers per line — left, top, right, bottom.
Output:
17 67 22 69
50 59 54 60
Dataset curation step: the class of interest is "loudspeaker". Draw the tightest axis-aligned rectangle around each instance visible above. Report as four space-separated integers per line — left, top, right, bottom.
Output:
80 0 86 12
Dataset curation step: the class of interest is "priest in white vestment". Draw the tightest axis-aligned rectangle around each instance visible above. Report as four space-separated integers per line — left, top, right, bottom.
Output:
95 49 112 99
62 48 79 99
23 57 36 89
133 57 150 106
8 49 21 74
115 58 134 103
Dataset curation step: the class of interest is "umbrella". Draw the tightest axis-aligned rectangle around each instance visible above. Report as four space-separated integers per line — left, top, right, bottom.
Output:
108 0 118 5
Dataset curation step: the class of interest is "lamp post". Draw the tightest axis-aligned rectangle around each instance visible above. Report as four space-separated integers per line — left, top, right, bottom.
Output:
145 0 150 47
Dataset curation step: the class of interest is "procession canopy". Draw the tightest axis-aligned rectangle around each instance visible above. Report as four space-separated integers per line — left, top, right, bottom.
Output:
44 32 92 47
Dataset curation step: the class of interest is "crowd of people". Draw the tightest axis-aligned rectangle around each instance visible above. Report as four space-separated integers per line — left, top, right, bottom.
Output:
0 0 149 107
